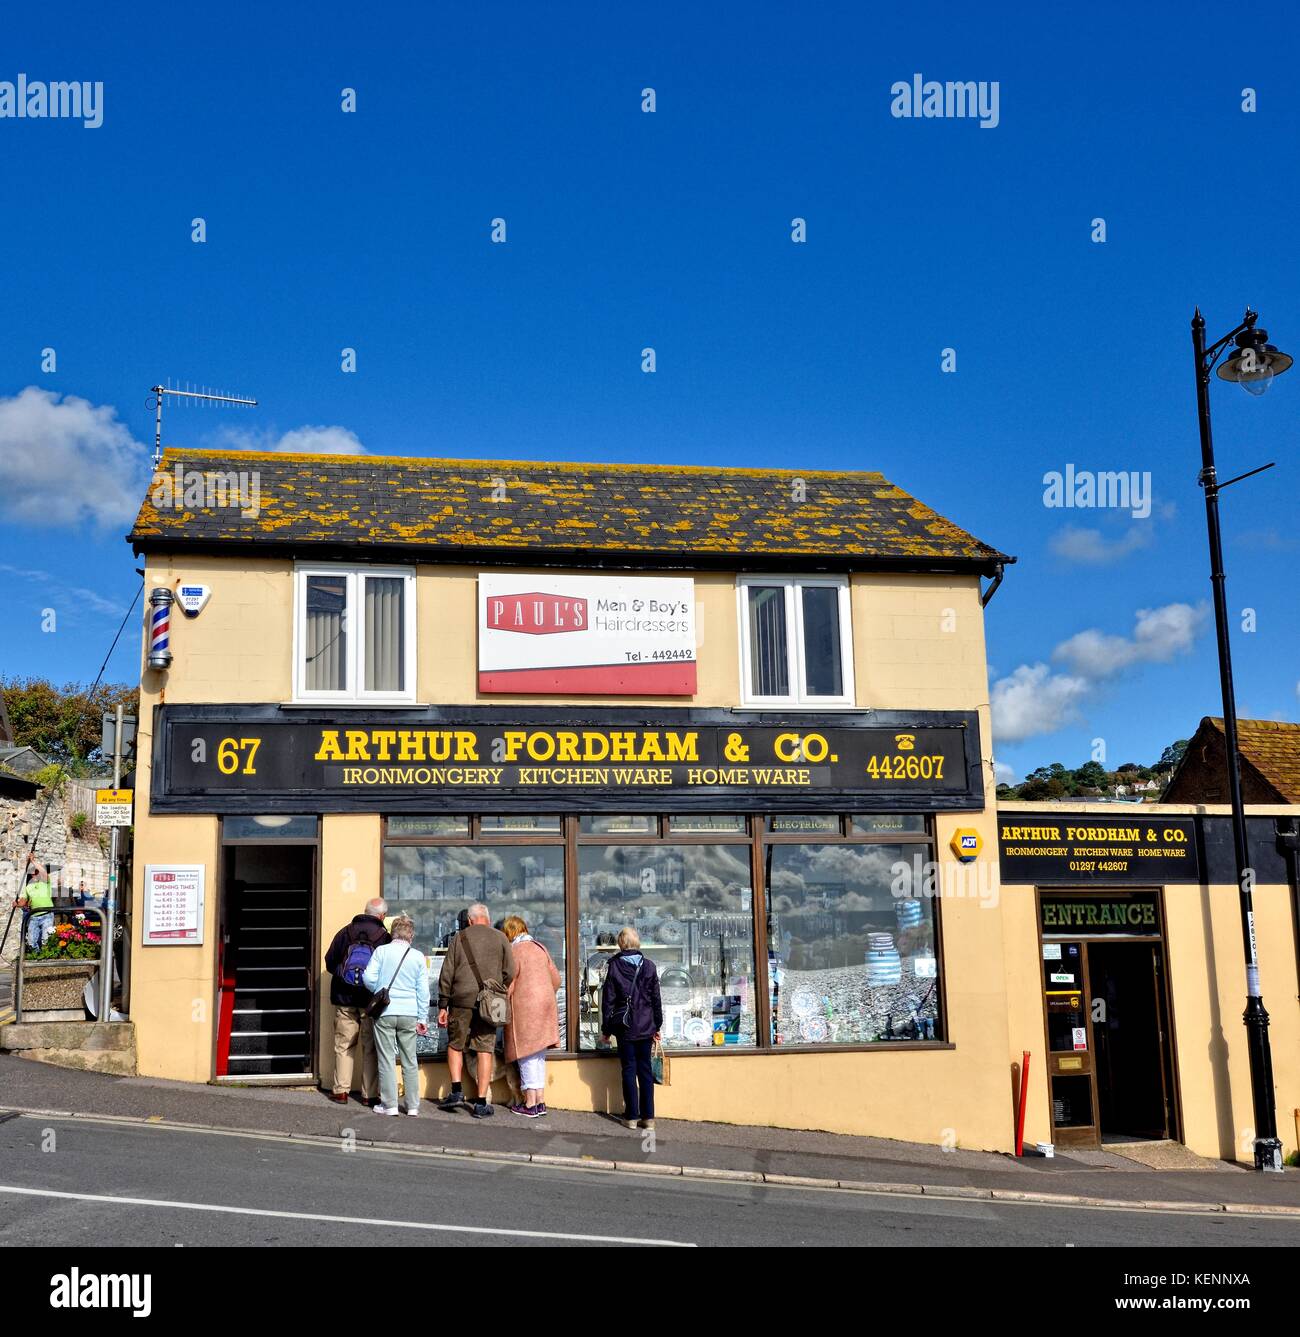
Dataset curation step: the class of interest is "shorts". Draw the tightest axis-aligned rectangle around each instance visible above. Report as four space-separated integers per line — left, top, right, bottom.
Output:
446 1005 497 1054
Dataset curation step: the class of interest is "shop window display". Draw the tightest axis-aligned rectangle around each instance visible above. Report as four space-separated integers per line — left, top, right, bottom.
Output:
765 842 940 1045
381 843 566 1055
577 844 756 1050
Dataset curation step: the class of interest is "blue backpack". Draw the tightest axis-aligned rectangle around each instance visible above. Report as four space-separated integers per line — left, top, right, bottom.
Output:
338 939 376 989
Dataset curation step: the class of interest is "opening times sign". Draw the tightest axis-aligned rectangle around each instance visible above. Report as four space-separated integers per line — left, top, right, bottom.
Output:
999 815 1200 884
152 708 983 813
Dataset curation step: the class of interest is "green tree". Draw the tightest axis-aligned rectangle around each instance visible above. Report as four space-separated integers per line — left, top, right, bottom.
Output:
0 678 138 768
1159 739 1189 769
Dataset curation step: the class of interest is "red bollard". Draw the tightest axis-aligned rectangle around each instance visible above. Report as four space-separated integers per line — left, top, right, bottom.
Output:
1015 1050 1031 1157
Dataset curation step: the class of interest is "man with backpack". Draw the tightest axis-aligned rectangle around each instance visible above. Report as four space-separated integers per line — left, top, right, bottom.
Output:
323 898 391 1105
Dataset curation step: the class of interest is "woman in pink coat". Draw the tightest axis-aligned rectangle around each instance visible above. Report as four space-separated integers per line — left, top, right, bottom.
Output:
503 915 561 1118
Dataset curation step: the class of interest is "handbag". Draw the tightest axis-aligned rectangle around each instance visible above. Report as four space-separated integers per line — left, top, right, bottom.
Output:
462 932 511 1027
651 1037 671 1087
365 944 413 1019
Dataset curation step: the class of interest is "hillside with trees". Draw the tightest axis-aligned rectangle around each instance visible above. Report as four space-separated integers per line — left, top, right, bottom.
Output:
997 740 1189 802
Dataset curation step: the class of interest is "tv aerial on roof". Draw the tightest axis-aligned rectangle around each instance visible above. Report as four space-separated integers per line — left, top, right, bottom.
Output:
147 379 259 467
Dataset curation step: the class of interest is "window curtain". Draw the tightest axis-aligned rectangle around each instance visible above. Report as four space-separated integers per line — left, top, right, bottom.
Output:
747 586 789 696
304 575 347 691
365 577 405 692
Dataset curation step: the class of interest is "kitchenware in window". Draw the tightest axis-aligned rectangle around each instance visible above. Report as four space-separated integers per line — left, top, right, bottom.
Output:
895 898 923 931
790 988 818 1019
659 964 693 1005
865 933 902 987
683 1016 711 1046
800 1016 829 1042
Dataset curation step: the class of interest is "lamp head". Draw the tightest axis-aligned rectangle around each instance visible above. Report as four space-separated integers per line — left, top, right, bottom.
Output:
1217 323 1293 396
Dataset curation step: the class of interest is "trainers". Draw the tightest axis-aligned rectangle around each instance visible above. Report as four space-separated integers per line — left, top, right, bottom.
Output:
470 1101 494 1119
508 1102 539 1119
373 1105 399 1117
535 1103 548 1117
624 1117 639 1130
405 1107 420 1117
638 1118 655 1130
438 1092 466 1113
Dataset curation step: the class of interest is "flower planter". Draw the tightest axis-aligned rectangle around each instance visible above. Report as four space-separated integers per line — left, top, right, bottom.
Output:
20 962 98 1014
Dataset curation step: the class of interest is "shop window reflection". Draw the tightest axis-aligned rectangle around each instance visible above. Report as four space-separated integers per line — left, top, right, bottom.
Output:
765 843 941 1045
381 844 566 1055
577 845 756 1051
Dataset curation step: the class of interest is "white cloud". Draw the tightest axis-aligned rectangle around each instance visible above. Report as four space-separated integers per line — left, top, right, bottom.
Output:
1049 523 1153 565
1053 603 1207 678
991 602 1208 745
990 663 1091 743
0 387 147 528
993 759 1017 786
0 563 126 619
210 424 366 455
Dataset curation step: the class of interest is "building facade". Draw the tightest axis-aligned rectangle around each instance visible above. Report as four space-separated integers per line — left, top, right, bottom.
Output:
123 449 1299 1161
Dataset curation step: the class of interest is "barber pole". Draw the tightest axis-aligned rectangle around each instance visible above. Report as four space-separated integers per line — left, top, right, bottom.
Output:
148 587 174 669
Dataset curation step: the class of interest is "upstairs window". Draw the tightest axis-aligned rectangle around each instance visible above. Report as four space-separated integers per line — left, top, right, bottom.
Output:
294 565 416 702
738 576 854 707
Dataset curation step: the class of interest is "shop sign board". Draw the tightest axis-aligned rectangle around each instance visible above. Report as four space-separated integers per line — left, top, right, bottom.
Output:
143 864 205 945
478 573 696 695
999 814 1199 884
151 706 985 814
1040 893 1160 936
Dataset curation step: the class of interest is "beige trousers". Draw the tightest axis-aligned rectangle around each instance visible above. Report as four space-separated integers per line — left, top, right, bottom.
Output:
333 1005 379 1098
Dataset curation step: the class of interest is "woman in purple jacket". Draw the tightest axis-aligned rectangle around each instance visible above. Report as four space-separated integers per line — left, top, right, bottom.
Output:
600 926 663 1130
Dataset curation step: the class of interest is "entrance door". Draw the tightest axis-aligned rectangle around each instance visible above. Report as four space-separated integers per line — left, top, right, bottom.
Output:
1043 940 1098 1147
216 845 315 1080
1089 941 1172 1141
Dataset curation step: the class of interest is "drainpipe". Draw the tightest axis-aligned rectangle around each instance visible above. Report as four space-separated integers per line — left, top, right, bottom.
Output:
980 562 1005 608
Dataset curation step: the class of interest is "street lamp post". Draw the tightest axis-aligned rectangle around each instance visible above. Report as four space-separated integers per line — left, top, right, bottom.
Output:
1190 306 1290 1173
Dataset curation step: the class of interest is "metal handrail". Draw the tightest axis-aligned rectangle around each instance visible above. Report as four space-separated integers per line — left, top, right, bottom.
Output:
15 903 106 1024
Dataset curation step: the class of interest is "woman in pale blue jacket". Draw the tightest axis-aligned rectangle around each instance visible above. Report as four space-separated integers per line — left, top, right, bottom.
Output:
362 915 431 1116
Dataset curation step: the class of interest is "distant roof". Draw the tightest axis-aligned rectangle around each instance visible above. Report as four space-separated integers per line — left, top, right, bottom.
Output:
0 770 39 799
128 449 1013 574
1165 717 1300 804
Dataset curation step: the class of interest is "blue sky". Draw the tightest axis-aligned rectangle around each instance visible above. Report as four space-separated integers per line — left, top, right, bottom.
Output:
1 2 1297 781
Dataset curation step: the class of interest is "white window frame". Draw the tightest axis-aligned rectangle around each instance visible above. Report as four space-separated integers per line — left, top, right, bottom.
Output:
736 574 855 708
292 564 417 705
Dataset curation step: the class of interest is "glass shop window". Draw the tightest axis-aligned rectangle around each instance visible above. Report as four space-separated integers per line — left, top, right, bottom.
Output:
577 844 757 1052
765 841 941 1046
381 843 566 1056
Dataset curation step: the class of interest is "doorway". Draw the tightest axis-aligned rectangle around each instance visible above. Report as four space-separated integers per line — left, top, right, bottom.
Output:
215 843 316 1080
1089 941 1172 1141
1038 890 1178 1148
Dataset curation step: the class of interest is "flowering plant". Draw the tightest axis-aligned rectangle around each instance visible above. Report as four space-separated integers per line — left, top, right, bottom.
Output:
29 918 102 961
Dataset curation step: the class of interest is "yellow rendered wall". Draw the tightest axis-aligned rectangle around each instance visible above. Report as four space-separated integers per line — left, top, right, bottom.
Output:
998 866 1300 1164
130 553 1021 1151
1163 881 1299 1162
127 810 220 1083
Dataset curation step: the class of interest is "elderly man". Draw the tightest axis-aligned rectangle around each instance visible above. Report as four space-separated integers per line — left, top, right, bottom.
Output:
323 897 391 1105
437 902 515 1118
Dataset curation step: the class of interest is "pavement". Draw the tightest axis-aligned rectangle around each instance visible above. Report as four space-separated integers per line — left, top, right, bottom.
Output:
2 1053 1297 1216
